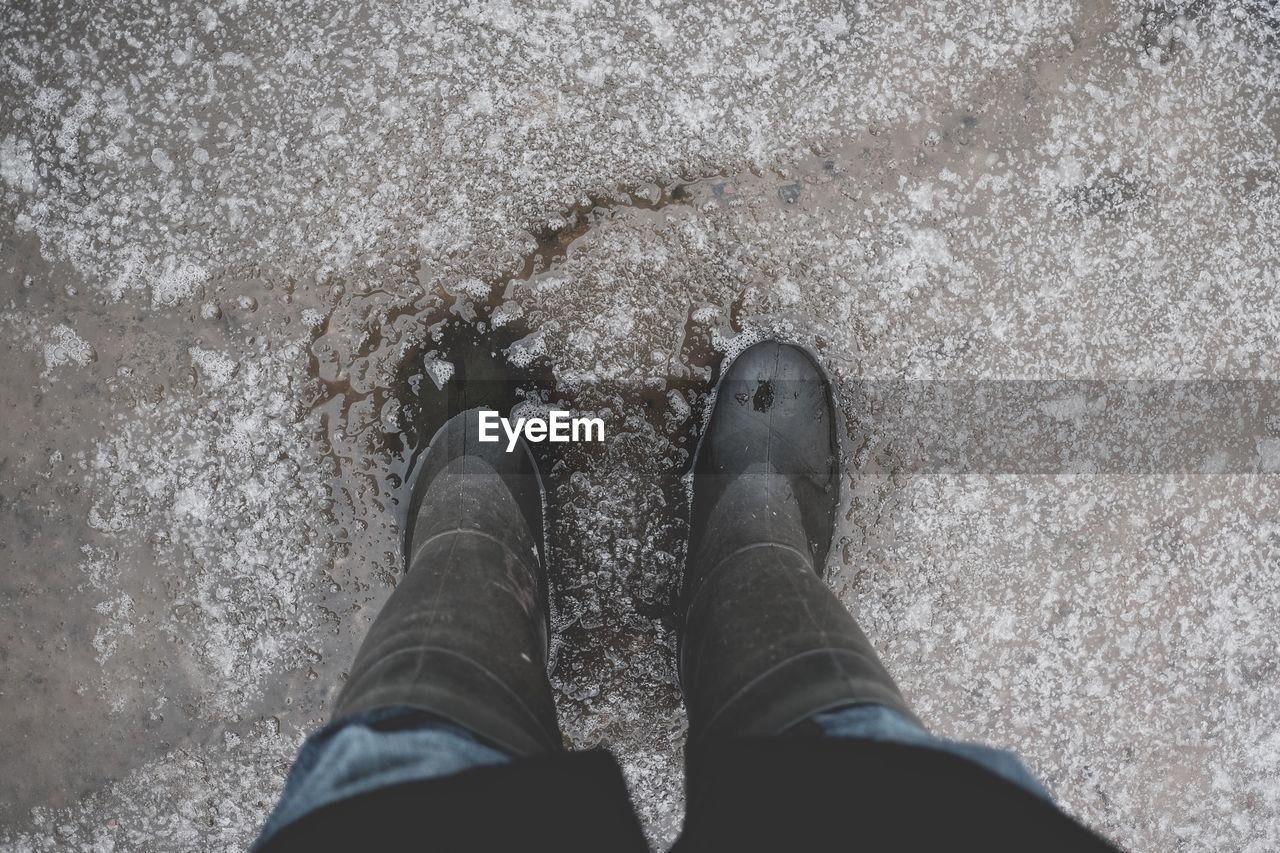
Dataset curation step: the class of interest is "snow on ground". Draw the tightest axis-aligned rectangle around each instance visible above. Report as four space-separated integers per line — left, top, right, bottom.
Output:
2 0 1278 850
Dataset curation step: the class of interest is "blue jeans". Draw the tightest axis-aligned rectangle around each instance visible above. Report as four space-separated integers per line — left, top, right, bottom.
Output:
252 707 510 851
806 704 1050 799
253 704 1048 848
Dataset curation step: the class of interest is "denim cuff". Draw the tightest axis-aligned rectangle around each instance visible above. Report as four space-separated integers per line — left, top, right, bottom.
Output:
807 703 1052 801
252 706 511 850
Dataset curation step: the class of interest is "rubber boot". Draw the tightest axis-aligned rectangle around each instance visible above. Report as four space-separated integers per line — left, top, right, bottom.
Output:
332 408 562 757
680 341 920 745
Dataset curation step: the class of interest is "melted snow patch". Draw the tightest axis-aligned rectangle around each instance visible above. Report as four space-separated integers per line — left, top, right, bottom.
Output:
85 338 331 717
0 133 40 193
189 346 239 387
151 258 209 307
42 324 95 376
0 313 96 378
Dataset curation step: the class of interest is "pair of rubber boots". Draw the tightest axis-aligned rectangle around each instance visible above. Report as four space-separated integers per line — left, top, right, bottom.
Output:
333 341 918 758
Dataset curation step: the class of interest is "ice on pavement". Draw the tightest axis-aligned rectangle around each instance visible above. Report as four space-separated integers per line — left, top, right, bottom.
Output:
2 0 1278 850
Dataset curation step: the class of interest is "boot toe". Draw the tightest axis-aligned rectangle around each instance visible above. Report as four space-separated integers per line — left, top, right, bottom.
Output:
720 340 826 389
702 341 837 480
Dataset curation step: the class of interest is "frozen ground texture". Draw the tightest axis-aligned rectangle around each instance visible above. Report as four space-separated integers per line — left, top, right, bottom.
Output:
2 0 1279 849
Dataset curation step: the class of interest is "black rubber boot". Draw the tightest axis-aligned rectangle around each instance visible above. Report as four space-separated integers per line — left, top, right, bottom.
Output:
332 408 562 757
680 341 920 745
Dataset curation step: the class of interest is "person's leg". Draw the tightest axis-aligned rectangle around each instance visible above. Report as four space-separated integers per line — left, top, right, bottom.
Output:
678 340 1048 793
253 408 562 848
329 408 561 755
679 340 921 740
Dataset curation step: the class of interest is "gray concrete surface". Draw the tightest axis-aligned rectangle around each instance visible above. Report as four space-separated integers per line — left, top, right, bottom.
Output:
2 0 1278 850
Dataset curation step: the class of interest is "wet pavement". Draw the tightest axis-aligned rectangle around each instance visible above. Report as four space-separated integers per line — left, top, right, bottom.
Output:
2 0 1279 849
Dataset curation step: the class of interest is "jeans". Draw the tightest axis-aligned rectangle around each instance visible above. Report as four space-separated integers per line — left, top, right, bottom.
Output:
253 704 1048 848
806 704 1050 799
252 707 509 851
